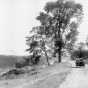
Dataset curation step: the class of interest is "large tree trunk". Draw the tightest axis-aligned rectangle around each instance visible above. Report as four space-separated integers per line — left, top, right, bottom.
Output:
58 50 61 63
58 48 62 63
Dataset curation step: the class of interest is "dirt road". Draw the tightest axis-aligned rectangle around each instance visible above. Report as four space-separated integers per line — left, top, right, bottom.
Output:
59 65 88 88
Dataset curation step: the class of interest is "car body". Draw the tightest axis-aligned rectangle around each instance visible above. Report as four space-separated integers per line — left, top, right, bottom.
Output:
75 58 85 67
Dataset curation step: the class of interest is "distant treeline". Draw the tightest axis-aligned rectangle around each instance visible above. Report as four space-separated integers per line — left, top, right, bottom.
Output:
72 50 88 60
0 55 24 68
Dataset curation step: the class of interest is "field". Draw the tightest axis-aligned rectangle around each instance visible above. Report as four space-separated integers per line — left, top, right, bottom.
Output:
0 55 24 68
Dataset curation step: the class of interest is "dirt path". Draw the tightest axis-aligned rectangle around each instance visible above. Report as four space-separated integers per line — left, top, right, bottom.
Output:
59 65 88 88
21 63 71 88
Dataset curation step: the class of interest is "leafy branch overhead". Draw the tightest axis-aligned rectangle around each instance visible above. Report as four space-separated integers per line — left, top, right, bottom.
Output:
26 0 83 64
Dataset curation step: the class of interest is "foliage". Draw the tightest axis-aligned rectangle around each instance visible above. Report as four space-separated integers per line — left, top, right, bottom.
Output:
27 54 41 65
72 50 88 60
71 42 88 60
15 58 29 68
26 0 83 63
26 34 50 65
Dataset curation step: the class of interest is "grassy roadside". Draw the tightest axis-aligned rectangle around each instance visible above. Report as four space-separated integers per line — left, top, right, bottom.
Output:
23 62 72 88
0 62 72 88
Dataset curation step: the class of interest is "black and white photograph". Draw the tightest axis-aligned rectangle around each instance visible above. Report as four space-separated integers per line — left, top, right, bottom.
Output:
0 0 88 88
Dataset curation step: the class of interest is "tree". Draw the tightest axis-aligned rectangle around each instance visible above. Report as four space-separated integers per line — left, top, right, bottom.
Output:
26 32 50 65
26 0 83 63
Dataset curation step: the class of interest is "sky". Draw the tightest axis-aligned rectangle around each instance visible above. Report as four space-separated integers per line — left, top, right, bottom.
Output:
0 0 88 55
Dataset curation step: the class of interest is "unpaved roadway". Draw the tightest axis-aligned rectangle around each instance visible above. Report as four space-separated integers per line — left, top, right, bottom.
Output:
59 65 88 88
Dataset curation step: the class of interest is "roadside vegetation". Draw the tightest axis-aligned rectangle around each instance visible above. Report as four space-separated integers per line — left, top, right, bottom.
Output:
0 0 86 81
26 0 83 65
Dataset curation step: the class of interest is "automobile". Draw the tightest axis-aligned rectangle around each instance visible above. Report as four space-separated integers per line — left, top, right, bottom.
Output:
75 58 85 67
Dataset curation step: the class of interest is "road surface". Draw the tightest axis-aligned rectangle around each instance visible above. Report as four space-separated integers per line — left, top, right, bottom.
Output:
59 65 88 88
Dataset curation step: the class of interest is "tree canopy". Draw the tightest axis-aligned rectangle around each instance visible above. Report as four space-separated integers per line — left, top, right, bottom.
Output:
26 0 83 64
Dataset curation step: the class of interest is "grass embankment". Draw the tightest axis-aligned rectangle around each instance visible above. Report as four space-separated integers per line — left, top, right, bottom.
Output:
0 62 72 88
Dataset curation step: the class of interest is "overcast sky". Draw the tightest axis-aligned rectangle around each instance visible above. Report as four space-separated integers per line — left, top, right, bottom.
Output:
0 0 88 55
